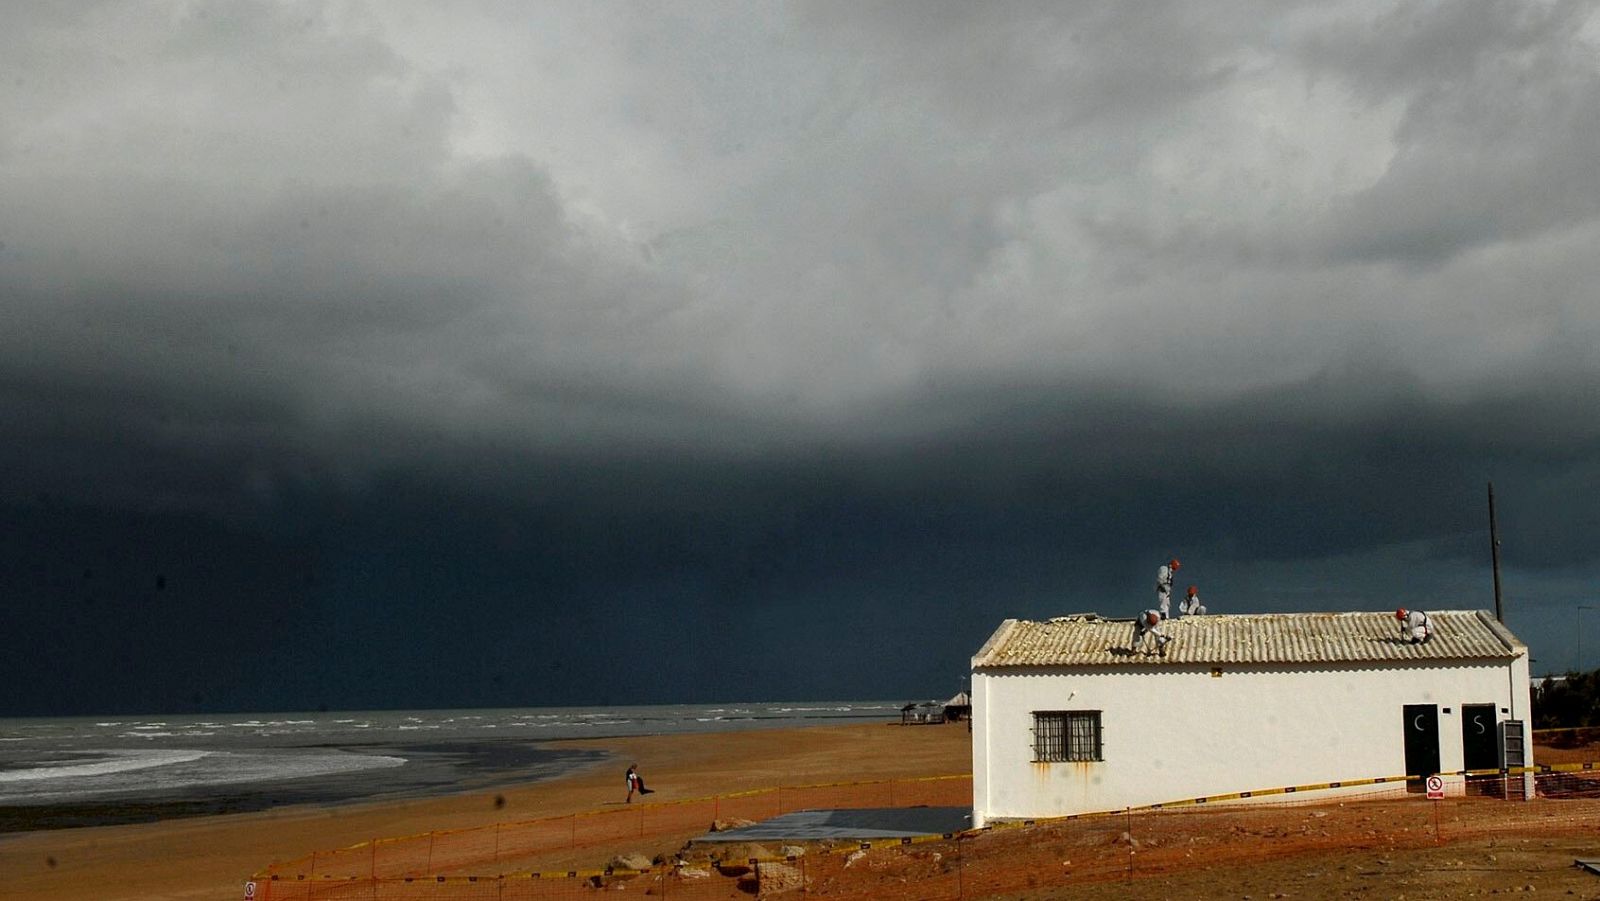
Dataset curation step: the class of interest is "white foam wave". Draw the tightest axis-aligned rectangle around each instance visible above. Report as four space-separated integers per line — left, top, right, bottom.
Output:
0 749 406 803
0 749 211 783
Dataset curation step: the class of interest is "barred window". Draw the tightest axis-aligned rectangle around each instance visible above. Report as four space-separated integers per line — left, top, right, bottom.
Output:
1033 711 1102 762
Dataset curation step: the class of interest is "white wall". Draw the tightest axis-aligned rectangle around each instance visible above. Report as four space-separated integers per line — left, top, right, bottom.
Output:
972 656 1532 825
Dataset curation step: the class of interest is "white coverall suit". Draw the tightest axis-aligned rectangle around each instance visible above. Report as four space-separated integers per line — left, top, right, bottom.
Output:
1401 610 1433 644
1130 610 1171 656
1179 591 1206 617
1155 565 1175 619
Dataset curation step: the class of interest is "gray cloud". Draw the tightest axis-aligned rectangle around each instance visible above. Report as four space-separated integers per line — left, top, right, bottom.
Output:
1300 0 1600 263
3 0 1599 712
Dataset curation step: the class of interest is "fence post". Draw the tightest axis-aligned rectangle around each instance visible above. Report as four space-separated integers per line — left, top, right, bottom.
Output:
957 835 965 900
1125 807 1133 881
889 779 895 806
493 822 500 865
370 839 376 880
426 832 436 872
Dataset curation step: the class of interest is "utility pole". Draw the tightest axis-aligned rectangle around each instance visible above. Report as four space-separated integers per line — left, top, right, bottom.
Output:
1488 482 1504 623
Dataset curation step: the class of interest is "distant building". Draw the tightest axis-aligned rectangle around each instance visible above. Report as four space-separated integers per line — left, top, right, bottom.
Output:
969 610 1534 827
943 691 971 722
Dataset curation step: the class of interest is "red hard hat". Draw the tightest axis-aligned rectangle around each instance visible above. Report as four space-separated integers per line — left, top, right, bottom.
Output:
1170 558 1181 569
1146 611 1160 626
1187 585 1198 596
1395 608 1407 620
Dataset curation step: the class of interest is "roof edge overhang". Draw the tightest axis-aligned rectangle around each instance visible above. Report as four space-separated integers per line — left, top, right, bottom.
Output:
971 619 1019 669
1475 608 1528 655
971 656 1521 675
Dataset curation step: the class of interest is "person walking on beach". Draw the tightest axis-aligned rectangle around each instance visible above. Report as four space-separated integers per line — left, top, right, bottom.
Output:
1155 558 1181 619
1396 608 1433 645
1130 609 1172 656
625 764 654 802
1179 585 1207 617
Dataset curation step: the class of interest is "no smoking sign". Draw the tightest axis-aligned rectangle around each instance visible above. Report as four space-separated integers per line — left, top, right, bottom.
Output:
1425 775 1445 799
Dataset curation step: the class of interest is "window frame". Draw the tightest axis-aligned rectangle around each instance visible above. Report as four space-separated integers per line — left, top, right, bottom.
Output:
1032 710 1103 762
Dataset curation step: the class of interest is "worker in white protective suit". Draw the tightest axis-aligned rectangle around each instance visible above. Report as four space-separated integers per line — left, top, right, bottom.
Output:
1179 585 1207 617
1130 609 1172 656
1396 608 1433 644
1155 558 1181 619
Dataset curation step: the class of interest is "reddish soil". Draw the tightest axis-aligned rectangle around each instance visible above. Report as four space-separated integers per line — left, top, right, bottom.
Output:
742 737 1600 899
787 784 1600 899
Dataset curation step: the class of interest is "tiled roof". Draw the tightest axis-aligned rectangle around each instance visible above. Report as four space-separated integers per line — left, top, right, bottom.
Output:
971 610 1524 668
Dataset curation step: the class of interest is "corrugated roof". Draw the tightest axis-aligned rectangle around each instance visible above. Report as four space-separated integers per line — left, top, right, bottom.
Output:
971 610 1524 668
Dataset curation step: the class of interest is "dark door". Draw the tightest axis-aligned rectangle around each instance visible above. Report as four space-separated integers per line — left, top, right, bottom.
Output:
1462 704 1499 771
1403 704 1440 791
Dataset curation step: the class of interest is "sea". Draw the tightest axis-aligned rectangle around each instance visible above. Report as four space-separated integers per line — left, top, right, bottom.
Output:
0 701 903 830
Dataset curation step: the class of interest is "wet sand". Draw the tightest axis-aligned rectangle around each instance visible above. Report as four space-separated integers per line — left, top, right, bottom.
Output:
0 742 607 832
0 721 973 901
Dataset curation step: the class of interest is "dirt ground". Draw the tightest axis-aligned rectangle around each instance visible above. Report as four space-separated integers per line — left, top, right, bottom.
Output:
789 791 1600 900
983 801 1600 900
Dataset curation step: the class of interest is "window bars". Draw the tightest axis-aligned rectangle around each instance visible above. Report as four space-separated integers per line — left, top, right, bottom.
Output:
1033 711 1102 762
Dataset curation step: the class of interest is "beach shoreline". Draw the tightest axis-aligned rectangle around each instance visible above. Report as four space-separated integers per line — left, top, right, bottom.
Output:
0 739 612 833
0 720 974 901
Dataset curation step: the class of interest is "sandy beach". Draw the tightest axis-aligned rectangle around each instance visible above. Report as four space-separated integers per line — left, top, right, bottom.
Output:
8 722 1596 901
0 721 973 901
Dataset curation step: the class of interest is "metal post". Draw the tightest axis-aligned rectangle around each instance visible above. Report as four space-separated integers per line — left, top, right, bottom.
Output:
957 834 965 900
1488 482 1504 623
1125 807 1133 880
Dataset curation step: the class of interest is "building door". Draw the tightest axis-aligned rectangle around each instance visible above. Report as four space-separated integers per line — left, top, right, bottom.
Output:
1462 703 1500 796
1403 704 1440 791
1462 704 1499 770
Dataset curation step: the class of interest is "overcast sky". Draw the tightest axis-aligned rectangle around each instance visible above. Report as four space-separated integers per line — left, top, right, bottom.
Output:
4 1 1598 716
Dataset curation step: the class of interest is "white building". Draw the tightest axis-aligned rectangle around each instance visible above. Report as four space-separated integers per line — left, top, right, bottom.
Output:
970 610 1533 826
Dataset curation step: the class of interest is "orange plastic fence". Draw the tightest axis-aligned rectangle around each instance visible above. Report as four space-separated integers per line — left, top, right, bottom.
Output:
255 774 971 882
249 769 1599 900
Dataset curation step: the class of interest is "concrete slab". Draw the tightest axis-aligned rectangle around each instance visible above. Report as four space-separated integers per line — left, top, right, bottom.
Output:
696 806 972 842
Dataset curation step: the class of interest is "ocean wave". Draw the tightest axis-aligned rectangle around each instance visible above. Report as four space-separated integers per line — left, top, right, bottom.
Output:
0 749 211 783
0 749 406 804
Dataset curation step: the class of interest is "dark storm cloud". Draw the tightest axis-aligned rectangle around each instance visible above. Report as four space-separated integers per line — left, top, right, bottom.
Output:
3 1 1599 713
